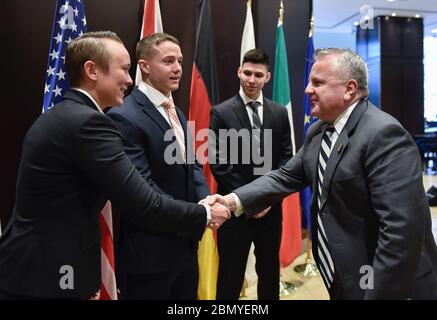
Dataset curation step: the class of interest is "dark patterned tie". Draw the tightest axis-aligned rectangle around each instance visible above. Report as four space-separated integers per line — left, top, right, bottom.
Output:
316 126 335 289
248 101 262 156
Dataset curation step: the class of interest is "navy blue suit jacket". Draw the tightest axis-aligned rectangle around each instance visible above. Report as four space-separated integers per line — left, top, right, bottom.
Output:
107 87 209 274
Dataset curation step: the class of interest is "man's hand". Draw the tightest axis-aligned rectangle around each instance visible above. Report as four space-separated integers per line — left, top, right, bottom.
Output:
252 206 271 219
207 194 236 212
207 200 231 230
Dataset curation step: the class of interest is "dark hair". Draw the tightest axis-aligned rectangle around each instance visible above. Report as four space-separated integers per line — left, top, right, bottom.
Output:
136 32 180 61
242 48 269 66
66 31 123 86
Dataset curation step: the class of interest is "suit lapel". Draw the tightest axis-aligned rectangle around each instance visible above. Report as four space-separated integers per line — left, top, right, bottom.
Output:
262 98 273 130
231 95 252 129
307 126 324 196
131 88 172 134
319 99 368 209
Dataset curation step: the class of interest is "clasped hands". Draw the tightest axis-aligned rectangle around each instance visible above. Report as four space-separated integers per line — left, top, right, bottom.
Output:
205 194 271 230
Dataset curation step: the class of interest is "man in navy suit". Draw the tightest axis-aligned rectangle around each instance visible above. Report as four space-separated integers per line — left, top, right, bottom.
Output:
0 31 229 300
107 33 210 300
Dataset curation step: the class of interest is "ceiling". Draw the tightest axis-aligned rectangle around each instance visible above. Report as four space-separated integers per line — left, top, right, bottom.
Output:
314 0 437 35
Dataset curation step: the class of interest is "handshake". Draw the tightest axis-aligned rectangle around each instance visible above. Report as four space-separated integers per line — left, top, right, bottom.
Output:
203 194 271 230
203 194 236 230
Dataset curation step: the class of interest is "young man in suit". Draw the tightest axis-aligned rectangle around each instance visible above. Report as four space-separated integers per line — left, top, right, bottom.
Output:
0 31 229 300
209 49 292 300
211 48 437 299
107 33 210 300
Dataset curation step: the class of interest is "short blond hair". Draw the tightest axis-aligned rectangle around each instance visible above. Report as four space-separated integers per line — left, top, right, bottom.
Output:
66 31 123 86
135 32 179 61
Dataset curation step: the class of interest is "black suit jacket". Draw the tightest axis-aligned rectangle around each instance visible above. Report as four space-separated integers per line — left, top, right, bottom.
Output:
235 99 437 299
0 90 206 298
210 94 292 225
107 87 209 274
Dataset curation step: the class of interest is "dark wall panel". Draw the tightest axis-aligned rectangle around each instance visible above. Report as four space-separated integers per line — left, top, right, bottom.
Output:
0 0 310 227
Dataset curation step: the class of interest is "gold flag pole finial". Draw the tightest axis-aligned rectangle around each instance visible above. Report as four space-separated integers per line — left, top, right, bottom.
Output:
279 0 284 23
248 0 252 8
309 15 314 37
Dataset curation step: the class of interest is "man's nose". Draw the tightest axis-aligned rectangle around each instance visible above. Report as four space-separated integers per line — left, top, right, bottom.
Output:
127 74 133 86
304 83 313 95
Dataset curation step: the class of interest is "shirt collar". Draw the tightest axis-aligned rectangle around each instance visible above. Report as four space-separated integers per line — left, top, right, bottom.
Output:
138 81 172 107
332 100 360 135
71 87 104 114
239 87 263 106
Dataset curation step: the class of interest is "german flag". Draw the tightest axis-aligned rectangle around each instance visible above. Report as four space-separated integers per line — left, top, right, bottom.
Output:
189 0 220 300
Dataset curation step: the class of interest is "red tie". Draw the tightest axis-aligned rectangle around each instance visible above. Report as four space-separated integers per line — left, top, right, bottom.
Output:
162 97 186 162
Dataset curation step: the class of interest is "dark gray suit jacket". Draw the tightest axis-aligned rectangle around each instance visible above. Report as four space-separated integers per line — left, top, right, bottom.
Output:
235 99 437 299
0 90 206 298
210 94 292 227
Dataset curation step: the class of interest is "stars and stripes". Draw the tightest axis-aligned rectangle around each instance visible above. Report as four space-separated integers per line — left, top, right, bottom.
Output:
42 0 86 113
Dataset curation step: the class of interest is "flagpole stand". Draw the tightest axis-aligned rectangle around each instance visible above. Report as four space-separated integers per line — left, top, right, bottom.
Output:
239 277 248 299
293 237 319 277
279 280 300 297
279 265 302 297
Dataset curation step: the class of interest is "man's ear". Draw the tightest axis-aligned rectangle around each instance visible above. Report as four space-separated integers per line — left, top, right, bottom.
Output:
237 67 242 79
138 59 149 75
265 71 271 84
344 79 358 101
83 60 98 81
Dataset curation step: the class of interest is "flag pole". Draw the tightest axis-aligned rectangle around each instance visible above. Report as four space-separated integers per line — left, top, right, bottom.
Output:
277 0 302 296
292 15 319 278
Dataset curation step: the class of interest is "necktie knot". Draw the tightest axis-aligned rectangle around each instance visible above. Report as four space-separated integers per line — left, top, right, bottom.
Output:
325 126 335 135
248 101 260 112
161 97 175 110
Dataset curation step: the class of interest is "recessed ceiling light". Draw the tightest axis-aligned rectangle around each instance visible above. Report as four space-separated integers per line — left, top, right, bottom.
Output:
392 12 397 17
388 0 396 2
415 14 421 18
432 28 437 34
353 21 359 26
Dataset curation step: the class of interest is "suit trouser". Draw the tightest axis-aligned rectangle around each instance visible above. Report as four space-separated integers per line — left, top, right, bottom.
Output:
216 209 282 300
122 247 198 300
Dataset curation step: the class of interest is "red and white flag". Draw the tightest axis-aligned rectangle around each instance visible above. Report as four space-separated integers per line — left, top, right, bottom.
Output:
99 201 117 300
135 0 163 85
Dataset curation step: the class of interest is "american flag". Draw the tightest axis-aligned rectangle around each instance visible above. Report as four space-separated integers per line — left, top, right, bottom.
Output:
42 0 86 112
42 0 117 300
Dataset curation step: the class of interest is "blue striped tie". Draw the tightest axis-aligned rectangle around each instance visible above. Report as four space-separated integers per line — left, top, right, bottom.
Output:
316 126 336 289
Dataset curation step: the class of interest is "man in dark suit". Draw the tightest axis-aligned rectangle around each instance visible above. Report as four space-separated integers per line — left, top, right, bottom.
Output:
209 49 292 300
107 33 210 300
210 48 437 299
0 31 229 300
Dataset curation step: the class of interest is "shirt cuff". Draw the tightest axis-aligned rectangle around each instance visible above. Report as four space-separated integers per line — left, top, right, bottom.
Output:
199 200 211 225
230 193 244 217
